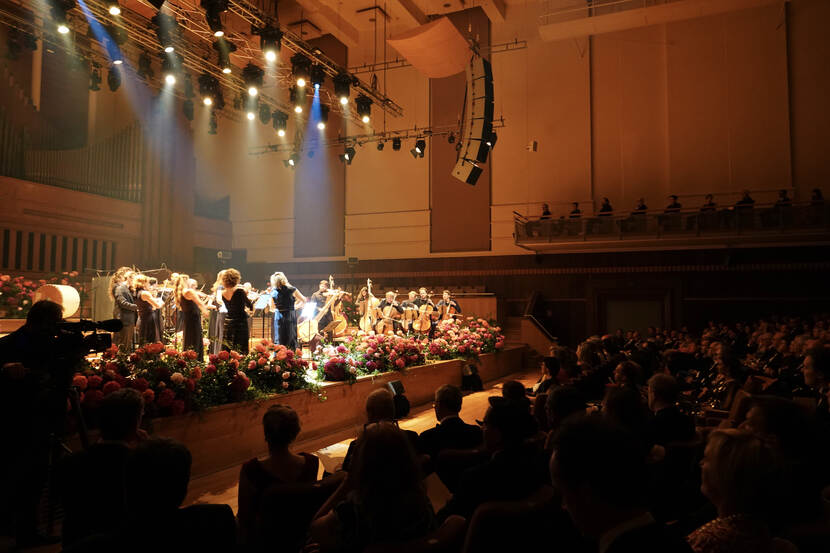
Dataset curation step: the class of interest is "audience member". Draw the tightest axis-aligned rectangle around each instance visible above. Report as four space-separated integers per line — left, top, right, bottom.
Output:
418 384 482 460
633 198 648 215
599 197 614 216
700 194 717 212
550 416 693 553
529 356 560 396
647 374 696 445
665 195 683 213
237 404 319 547
614 360 643 389
309 422 435 552
602 386 657 460
541 203 552 220
735 190 755 209
802 346 830 422
570 202 582 218
687 429 797 553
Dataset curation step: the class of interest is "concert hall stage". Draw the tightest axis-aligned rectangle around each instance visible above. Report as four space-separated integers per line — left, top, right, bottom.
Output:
148 346 524 477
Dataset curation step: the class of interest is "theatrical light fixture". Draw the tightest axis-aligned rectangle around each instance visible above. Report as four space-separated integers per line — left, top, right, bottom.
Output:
106 1 121 16
486 132 498 148
291 53 311 87
51 1 74 35
198 72 223 109
161 55 178 85
107 65 121 91
137 51 154 80
355 94 372 123
284 152 300 168
392 137 402 151
213 38 236 74
290 86 303 114
272 110 288 136
317 104 329 130
258 26 283 63
208 111 218 134
201 0 228 37
242 63 264 97
152 13 178 53
377 141 385 151
89 64 101 91
334 73 351 105
203 97 212 106
411 138 426 159
339 146 356 165
105 39 123 65
310 65 325 89
246 111 255 121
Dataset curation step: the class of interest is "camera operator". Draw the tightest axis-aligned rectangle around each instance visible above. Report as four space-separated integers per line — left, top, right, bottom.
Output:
0 300 83 547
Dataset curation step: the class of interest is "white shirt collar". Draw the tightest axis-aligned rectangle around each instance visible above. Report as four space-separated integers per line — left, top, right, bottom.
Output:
598 512 655 553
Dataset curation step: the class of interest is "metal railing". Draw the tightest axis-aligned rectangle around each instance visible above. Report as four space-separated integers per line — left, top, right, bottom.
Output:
539 0 682 26
514 202 830 245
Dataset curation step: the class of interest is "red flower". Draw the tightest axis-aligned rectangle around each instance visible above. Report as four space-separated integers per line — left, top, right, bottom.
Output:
157 388 175 408
82 389 104 408
165 348 178 357
87 375 103 389
191 367 202 380
170 400 186 416
104 362 119 373
395 358 406 369
129 353 140 363
230 351 241 361
141 389 155 403
248 360 257 370
257 357 267 366
184 378 196 392
209 354 219 363
176 359 186 368
217 351 230 361
205 364 217 374
103 381 121 395
155 366 171 380
229 359 239 370
130 377 149 391
184 350 198 360
72 374 88 390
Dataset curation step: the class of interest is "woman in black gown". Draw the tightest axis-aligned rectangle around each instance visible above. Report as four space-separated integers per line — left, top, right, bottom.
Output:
270 272 306 350
134 274 164 345
221 268 253 353
174 275 210 359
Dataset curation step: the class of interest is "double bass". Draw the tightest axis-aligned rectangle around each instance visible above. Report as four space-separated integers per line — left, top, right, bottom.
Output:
322 275 348 337
298 287 343 343
358 279 379 333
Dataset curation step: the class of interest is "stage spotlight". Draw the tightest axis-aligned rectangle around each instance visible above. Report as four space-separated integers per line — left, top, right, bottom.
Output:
258 103 271 125
165 74 176 85
272 110 288 136
203 97 212 106
51 1 74 35
317 104 329 130
355 94 372 123
137 51 153 80
89 64 101 91
291 53 310 87
310 65 325 89
152 13 178 53
105 39 123 65
246 111 255 121
486 132 498 149
107 65 121 91
284 152 300 168
377 141 385 151
183 99 194 121
213 38 236 74
57 24 70 34
242 63 263 97
198 72 223 109
334 73 350 105
258 26 282 62
339 146 356 165
410 138 425 159
201 0 227 37
208 110 218 134
392 137 401 151
106 1 121 16
447 132 455 144
290 86 303 114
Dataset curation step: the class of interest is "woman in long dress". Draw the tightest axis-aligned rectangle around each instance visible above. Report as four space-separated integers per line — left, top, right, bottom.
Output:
133 274 164 345
221 268 253 353
208 270 227 355
174 275 211 360
270 272 306 351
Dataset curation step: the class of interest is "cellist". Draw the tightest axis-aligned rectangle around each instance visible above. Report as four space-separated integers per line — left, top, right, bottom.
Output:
413 287 437 337
436 290 462 320
376 291 403 334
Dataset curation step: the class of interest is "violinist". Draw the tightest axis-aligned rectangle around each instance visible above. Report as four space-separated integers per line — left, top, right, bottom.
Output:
377 291 404 333
270 272 306 350
310 280 334 333
436 290 462 320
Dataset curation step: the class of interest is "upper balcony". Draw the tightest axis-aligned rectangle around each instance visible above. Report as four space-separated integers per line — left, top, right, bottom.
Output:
514 202 830 253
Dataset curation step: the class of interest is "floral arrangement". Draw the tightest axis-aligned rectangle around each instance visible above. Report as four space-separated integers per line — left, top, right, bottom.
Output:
0 271 89 318
431 317 505 360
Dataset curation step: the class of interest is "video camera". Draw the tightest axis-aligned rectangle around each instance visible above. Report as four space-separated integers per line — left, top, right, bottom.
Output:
55 318 123 354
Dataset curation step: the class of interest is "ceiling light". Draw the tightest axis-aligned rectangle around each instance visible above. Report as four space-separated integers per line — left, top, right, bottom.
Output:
57 24 70 34
291 53 310 87
290 86 303 113
265 50 276 63
246 111 255 121
272 110 288 136
411 138 426 159
213 38 236 74
259 26 283 63
248 87 258 97
106 2 121 16
486 132 498 149
310 65 325 89
242 63 263 97
317 104 329 130
356 94 372 124
334 73 351 105
392 137 401 151
165 74 176 85
51 1 74 35
198 72 223 109
203 97 213 106
152 13 178 54
284 152 300 168
339 146 356 165
202 0 227 38
164 45 174 53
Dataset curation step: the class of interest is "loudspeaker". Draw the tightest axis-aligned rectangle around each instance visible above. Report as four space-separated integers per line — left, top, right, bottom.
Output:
461 363 483 392
388 380 411 419
452 54 494 186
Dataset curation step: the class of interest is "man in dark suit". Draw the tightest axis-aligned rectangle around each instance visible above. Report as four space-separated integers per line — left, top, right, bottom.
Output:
418 384 482 460
646 373 695 445
113 271 138 351
550 416 693 553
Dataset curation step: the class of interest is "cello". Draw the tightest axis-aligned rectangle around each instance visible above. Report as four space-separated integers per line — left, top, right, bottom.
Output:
441 292 460 321
298 287 343 343
375 291 401 335
358 279 379 333
412 291 435 333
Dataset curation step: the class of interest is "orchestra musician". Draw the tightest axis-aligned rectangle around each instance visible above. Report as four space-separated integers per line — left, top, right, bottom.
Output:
413 287 438 337
400 291 419 333
377 291 404 333
220 269 253 354
270 272 306 350
436 290 462 320
174 275 212 359
133 274 164 345
310 280 334 338
110 267 137 351
208 270 227 355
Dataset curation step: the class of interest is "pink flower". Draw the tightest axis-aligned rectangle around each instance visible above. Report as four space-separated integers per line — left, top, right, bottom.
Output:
170 372 185 385
395 358 405 369
165 348 178 357
205 364 217 374
248 360 257 370
282 381 289 389
217 351 230 361
257 357 267 366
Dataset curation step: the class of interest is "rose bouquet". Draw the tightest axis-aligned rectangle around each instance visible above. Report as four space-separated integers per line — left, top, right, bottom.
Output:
243 339 310 393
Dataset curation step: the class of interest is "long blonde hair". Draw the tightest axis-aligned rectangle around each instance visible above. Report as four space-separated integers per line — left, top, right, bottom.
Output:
271 271 290 289
109 266 133 300
173 273 191 310
212 270 227 293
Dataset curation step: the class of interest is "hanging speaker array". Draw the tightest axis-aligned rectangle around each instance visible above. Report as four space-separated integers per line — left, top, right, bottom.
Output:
452 54 494 186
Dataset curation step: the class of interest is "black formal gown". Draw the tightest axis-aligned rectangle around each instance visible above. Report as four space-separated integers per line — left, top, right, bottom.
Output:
181 296 204 359
136 294 158 345
273 285 298 350
222 288 253 354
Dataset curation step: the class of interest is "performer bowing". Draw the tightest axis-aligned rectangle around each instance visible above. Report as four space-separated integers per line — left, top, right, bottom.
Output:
271 272 306 350
436 290 462 320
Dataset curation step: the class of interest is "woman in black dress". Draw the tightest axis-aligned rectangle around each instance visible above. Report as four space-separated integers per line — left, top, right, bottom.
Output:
133 274 164 345
221 268 253 353
174 274 210 359
270 272 306 351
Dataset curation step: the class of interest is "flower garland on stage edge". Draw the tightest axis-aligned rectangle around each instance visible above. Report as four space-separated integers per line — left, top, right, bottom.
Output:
71 319 504 428
0 271 88 318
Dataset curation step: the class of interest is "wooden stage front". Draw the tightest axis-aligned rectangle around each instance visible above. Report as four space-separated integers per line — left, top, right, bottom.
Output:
150 346 524 478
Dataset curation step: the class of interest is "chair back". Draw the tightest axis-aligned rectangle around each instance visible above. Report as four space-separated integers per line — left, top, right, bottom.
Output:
363 515 467 553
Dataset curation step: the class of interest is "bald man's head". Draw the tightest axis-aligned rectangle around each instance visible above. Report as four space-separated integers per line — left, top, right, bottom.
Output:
366 388 396 423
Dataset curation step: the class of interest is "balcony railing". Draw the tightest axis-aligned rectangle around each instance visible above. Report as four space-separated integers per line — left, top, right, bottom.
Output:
539 0 681 26
514 202 830 249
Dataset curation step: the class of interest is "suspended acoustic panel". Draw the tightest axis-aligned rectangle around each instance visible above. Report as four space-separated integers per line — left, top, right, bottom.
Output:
452 55 494 186
387 17 470 78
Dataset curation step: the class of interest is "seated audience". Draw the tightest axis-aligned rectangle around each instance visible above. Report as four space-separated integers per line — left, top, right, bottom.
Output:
529 356 560 396
602 386 657 460
58 389 144 546
550 415 693 553
802 346 830 423
418 384 482 460
309 422 435 552
237 404 319 547
687 429 797 553
437 397 547 521
341 388 418 470
65 438 235 553
614 360 643 389
647 374 696 445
